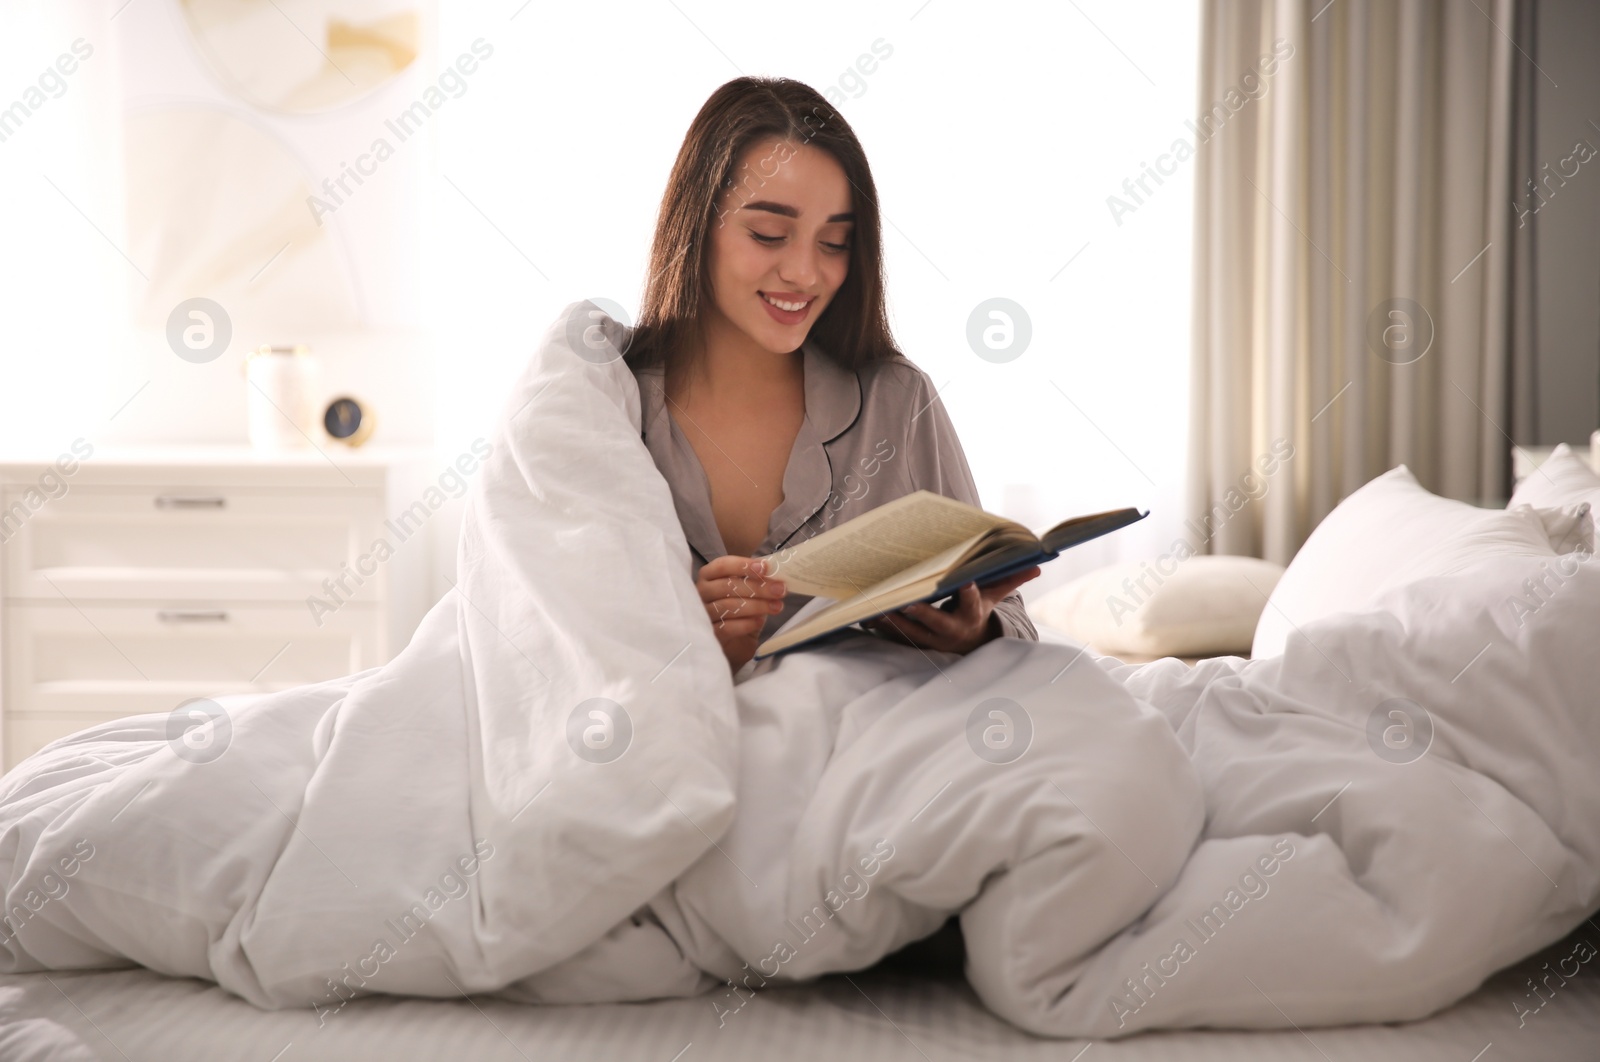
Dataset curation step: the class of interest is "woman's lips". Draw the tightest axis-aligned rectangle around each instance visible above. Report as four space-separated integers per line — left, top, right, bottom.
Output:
758 291 814 326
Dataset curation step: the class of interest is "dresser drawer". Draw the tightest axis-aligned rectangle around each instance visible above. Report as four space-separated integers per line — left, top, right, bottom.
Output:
2 486 385 602
2 602 381 724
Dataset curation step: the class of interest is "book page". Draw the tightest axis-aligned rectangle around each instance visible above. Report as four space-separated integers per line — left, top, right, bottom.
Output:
758 563 952 656
834 533 988 604
764 491 1008 598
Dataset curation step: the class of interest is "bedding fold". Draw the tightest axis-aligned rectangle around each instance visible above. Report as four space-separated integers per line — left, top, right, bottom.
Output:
0 302 744 1009
0 301 1595 1042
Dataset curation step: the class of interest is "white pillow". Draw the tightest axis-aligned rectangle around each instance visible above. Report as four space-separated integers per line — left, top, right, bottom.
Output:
1510 443 1598 553
1251 465 1561 659
1031 555 1286 658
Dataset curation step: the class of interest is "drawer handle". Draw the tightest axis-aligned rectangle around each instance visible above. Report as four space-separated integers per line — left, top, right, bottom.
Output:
154 495 227 510
156 610 230 624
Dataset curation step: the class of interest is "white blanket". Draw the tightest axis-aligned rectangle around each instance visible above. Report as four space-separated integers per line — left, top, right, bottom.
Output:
1 302 1595 1040
1004 553 1600 1035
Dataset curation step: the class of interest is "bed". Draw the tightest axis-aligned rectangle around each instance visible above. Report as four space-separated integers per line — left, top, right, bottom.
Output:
3 304 1598 1052
4 921 1597 1060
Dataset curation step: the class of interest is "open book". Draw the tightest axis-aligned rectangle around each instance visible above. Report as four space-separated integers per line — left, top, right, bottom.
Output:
754 490 1147 658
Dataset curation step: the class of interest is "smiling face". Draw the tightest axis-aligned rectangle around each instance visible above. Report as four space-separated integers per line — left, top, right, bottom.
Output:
703 135 855 356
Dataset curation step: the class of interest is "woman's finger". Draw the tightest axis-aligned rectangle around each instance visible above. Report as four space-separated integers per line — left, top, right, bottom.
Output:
697 555 777 597
696 572 749 601
696 571 785 605
866 610 948 649
710 613 766 637
896 599 962 637
701 554 767 580
868 580 1005 653
905 582 983 632
700 582 774 604
862 615 915 646
976 567 1041 605
706 594 783 622
951 581 985 621
698 575 783 604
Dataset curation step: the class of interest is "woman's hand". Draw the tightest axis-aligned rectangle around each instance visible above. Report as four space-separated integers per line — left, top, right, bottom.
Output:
696 555 787 672
861 567 1040 655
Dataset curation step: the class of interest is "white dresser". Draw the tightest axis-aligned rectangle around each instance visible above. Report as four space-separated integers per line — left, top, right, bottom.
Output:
0 447 435 771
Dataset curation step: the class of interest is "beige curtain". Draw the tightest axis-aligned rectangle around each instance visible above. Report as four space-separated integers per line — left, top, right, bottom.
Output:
1190 0 1520 563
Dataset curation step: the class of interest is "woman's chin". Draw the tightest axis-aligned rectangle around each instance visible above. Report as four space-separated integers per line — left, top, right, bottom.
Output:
741 321 812 356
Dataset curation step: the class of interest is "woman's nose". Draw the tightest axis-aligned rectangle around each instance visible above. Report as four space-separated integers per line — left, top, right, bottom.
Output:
777 243 820 289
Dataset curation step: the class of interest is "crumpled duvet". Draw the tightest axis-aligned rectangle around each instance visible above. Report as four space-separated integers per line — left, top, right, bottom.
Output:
1 302 1594 1039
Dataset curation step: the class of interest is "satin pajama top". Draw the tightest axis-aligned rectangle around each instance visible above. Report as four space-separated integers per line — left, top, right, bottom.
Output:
631 336 1037 647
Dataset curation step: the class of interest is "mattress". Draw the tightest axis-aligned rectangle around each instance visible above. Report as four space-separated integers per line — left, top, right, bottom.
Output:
4 922 1596 1061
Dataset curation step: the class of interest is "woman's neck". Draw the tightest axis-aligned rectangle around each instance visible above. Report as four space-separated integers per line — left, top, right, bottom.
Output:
670 306 803 403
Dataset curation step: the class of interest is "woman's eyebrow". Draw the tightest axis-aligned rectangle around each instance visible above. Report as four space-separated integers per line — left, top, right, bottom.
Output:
741 200 855 223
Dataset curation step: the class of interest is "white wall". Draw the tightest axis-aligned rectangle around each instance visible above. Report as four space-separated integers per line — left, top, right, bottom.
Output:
0 0 436 455
0 3 125 454
1 0 1199 606
427 0 1200 597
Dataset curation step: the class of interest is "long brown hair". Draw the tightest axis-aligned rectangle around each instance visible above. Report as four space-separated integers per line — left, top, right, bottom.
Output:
624 77 900 375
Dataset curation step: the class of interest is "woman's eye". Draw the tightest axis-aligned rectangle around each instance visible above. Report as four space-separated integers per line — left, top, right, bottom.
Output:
749 232 850 253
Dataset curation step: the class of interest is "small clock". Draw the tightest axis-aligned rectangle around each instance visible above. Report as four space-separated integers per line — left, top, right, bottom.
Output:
323 396 374 447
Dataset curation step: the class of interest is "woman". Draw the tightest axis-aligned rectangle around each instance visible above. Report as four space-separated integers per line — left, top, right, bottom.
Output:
623 76 1039 672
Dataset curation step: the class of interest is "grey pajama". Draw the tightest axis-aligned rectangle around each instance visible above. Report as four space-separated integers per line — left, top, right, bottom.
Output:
633 338 1037 646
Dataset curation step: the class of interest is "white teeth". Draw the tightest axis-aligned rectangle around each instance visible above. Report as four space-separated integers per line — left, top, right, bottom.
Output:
762 294 807 313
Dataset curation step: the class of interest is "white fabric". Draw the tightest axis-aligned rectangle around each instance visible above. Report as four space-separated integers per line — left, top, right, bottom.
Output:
2 304 1597 1042
1511 444 1599 552
5 925 1600 1062
0 303 1202 1021
1032 556 1285 657
0 302 742 1008
1013 544 1600 1034
1252 465 1564 658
